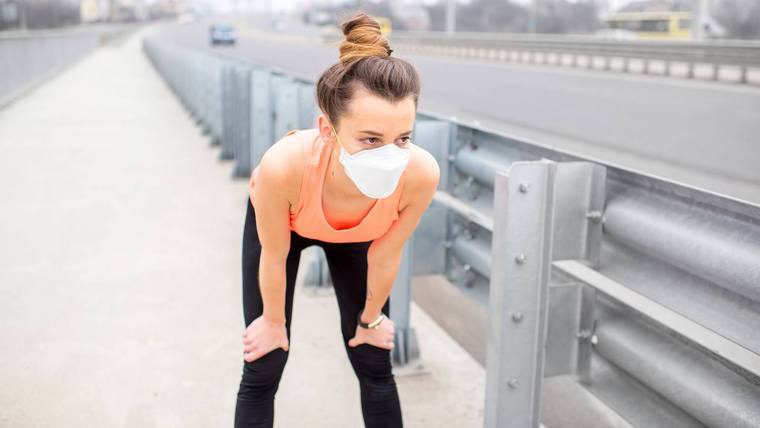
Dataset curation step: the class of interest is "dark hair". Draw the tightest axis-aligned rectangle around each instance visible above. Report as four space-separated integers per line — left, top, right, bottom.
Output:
316 11 421 130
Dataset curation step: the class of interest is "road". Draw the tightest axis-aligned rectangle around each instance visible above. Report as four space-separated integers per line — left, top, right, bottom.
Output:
161 15 760 205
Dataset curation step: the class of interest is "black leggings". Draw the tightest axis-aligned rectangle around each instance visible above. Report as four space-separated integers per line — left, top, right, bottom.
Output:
234 197 403 428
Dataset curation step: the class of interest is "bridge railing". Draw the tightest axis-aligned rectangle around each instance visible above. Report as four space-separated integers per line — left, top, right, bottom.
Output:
322 31 760 84
0 23 143 108
142 36 760 427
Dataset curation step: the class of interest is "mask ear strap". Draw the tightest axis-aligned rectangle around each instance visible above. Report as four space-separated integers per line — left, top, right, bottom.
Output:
329 126 341 176
330 126 342 158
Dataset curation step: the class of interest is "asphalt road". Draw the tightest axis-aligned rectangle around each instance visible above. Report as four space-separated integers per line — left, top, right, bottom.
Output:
158 16 760 205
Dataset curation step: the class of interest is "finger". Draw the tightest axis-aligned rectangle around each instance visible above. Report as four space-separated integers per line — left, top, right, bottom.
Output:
348 337 359 347
375 341 393 350
244 349 261 363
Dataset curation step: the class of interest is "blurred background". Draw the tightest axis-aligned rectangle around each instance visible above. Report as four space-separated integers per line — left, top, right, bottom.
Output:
1 0 760 39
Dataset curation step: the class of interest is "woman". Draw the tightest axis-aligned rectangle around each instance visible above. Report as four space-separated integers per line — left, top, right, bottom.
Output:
235 11 440 428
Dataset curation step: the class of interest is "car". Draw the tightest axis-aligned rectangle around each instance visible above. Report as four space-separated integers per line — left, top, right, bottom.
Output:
210 24 236 45
177 13 195 24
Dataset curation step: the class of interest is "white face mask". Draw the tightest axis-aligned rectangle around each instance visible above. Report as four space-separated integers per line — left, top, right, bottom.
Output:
331 125 411 199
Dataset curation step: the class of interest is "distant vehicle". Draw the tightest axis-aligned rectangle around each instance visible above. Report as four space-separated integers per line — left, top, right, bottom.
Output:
177 13 195 25
210 24 236 45
602 11 692 40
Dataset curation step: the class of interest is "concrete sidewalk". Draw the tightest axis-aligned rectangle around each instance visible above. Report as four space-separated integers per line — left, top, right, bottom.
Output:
0 24 484 427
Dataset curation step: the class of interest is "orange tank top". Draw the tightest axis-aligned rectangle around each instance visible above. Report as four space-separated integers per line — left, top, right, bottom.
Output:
250 128 406 243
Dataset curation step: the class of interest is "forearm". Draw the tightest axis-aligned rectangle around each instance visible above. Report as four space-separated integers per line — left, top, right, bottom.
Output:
363 256 401 321
259 251 288 325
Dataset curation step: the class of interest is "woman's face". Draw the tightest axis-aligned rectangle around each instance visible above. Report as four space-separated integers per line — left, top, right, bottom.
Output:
325 87 416 156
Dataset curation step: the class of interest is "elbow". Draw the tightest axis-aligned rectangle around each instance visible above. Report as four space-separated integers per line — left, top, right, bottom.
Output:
260 243 290 262
260 251 289 270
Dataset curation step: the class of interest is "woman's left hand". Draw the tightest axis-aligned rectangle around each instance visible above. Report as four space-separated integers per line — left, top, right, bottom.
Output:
348 314 395 350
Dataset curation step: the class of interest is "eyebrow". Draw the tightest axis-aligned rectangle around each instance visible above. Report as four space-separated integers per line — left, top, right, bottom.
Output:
358 130 413 137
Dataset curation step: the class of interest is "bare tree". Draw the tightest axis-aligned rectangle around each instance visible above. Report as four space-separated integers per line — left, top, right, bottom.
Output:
711 0 760 39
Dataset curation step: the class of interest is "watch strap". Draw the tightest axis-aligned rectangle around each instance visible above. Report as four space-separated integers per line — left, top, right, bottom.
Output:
357 309 385 329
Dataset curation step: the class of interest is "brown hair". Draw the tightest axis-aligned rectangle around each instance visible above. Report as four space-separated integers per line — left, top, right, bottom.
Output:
316 11 421 130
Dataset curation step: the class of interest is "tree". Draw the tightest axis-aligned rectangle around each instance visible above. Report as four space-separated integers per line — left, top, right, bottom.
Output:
711 0 760 39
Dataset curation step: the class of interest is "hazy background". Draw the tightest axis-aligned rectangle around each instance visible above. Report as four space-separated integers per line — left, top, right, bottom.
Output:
1 0 759 39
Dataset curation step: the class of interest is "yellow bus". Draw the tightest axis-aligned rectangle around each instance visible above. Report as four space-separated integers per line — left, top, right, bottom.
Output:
604 11 692 40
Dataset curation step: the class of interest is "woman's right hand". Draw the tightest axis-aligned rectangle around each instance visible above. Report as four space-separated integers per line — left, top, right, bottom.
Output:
242 315 289 363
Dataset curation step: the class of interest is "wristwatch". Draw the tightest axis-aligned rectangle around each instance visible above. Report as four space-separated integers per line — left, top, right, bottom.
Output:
357 309 386 329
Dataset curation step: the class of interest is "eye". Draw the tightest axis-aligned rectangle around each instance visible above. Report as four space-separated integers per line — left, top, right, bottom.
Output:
361 137 381 145
399 136 411 145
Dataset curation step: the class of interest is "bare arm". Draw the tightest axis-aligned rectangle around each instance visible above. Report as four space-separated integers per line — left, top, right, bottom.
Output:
363 150 440 322
249 145 297 325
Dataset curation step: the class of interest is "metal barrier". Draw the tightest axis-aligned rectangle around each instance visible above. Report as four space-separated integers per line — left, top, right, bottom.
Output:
322 31 760 84
0 24 143 108
142 36 760 427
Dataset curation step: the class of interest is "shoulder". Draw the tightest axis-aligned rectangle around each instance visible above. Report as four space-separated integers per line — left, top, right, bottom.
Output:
399 144 440 211
261 129 306 170
251 129 308 200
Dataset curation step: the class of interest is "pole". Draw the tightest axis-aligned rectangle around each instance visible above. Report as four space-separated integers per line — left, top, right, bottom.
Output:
692 0 709 40
445 0 456 35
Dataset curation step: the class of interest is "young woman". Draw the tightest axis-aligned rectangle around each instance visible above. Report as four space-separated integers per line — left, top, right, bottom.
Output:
235 11 440 428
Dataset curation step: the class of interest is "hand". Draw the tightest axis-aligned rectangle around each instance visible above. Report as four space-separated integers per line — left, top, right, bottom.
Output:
348 313 395 350
242 315 289 363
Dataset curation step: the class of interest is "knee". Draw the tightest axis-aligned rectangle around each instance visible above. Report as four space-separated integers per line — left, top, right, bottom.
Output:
238 348 289 392
347 343 395 383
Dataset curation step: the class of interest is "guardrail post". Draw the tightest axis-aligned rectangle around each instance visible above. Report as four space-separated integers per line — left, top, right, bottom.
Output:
232 64 253 178
272 75 299 140
485 160 557 428
250 69 273 174
220 62 237 160
389 237 422 370
301 247 333 293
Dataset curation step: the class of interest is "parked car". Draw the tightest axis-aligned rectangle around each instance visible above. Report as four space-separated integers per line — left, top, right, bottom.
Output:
210 24 236 45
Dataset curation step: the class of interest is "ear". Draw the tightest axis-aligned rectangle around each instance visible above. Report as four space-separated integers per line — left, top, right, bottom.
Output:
316 113 332 140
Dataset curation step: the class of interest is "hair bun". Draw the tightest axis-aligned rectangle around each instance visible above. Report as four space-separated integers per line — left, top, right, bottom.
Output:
338 12 392 65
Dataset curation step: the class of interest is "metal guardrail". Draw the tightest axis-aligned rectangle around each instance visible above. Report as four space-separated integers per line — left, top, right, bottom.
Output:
142 36 760 427
0 24 144 108
322 31 760 84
